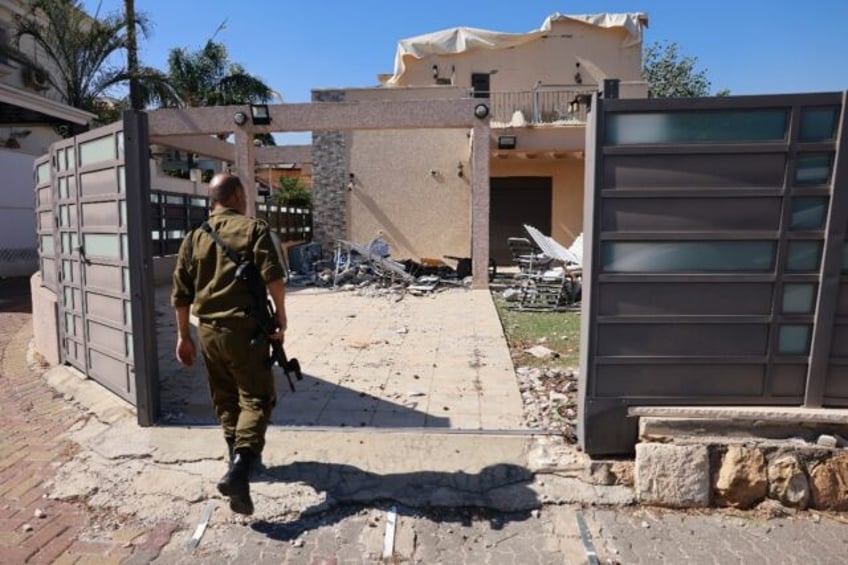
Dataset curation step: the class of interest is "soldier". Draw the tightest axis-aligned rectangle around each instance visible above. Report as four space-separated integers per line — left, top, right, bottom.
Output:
171 173 287 515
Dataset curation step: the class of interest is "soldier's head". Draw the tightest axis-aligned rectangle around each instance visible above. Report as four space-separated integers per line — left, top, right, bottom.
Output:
209 173 247 214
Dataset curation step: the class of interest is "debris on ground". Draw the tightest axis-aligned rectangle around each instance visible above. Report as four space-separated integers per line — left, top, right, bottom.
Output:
285 238 479 295
516 366 579 442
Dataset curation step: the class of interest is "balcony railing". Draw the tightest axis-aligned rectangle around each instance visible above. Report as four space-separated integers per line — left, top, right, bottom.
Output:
474 85 597 126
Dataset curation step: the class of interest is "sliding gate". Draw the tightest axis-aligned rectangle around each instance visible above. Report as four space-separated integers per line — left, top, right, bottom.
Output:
580 92 848 455
35 113 158 425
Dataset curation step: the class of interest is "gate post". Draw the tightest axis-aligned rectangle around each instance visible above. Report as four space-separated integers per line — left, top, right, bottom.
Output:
124 110 160 426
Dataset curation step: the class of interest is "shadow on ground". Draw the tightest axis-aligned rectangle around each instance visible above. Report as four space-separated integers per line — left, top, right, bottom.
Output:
250 462 538 542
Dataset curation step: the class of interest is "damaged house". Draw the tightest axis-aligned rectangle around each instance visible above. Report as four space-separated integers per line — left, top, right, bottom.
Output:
309 12 648 268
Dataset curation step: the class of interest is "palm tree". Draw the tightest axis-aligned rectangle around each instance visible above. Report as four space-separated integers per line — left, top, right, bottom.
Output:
149 39 278 108
7 0 173 128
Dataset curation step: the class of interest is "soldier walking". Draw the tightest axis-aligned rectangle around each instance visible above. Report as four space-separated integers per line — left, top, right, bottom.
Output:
171 173 287 515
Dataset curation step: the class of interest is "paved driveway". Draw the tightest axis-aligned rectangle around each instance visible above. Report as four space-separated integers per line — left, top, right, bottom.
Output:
157 286 525 431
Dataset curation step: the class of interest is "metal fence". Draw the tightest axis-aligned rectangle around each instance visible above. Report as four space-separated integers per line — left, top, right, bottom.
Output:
149 191 209 257
256 202 313 243
579 92 848 456
148 193 313 257
485 86 595 125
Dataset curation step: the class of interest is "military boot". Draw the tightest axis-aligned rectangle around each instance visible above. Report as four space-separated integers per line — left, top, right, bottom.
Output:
217 448 255 515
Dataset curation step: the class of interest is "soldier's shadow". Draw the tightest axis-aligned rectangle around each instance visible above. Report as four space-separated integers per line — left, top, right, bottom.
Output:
250 461 539 542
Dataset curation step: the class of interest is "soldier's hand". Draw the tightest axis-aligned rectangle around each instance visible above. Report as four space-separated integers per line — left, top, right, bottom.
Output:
176 336 196 367
269 312 287 342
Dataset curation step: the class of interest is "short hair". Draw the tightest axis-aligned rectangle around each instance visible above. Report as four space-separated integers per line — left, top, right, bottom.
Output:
209 173 244 206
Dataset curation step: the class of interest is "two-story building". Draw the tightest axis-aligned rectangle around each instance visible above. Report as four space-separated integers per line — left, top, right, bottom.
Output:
0 0 93 277
311 12 647 266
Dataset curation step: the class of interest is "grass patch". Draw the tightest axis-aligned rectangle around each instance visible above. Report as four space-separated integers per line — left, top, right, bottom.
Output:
491 292 581 368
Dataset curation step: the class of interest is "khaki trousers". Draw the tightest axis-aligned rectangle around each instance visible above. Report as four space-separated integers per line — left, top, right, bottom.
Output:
198 318 276 454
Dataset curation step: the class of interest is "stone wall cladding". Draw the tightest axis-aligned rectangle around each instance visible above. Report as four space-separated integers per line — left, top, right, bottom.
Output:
635 439 848 511
311 89 348 252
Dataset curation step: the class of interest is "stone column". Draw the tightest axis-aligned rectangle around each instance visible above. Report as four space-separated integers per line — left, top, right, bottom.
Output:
310 89 348 250
233 128 256 217
470 120 491 288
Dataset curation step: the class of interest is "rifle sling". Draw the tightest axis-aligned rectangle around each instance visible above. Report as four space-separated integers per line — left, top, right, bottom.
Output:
200 221 244 266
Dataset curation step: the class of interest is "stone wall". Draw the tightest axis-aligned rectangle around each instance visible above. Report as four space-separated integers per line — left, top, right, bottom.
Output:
311 89 348 252
634 418 848 511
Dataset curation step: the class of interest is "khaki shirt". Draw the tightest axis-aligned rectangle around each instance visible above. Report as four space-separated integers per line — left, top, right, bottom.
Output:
170 208 286 320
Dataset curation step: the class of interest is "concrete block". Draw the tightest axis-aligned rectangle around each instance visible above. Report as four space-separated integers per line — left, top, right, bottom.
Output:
635 443 710 508
30 273 59 366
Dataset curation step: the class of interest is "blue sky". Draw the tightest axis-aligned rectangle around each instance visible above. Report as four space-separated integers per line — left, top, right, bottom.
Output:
82 0 847 101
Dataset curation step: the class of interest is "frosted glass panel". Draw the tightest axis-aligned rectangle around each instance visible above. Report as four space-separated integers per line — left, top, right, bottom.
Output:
795 154 832 186
79 135 115 166
606 110 788 145
117 131 124 159
63 288 73 308
786 241 821 272
782 284 816 314
62 260 72 283
601 241 776 273
120 201 126 226
83 234 120 258
778 325 811 355
118 166 126 193
124 301 132 325
121 234 128 259
41 235 54 254
790 198 828 230
122 267 130 293
59 177 68 199
67 146 75 171
799 107 838 142
60 205 69 227
36 162 49 185
61 233 70 254
125 333 133 360
56 149 65 171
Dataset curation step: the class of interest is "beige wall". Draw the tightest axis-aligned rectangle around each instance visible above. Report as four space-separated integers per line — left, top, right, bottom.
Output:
343 86 472 260
396 19 643 91
490 157 585 246
30 272 59 365
348 128 471 260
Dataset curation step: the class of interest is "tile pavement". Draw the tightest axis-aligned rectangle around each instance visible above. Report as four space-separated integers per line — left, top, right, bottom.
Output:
0 307 173 563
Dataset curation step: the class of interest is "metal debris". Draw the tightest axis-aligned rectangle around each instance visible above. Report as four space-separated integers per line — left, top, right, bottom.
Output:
185 500 216 552
382 506 398 560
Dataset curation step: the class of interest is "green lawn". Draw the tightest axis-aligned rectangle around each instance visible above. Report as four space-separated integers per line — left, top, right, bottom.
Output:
491 292 581 369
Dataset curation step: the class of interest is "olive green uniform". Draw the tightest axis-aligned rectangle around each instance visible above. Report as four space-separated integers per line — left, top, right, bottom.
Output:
171 208 286 455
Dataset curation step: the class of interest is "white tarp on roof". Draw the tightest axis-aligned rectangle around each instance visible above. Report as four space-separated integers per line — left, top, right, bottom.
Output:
386 12 648 86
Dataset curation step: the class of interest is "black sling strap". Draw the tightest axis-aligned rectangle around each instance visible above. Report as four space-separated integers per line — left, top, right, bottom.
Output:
200 221 244 266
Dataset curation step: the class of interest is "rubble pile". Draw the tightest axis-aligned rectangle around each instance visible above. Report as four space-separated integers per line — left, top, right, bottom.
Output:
515 365 579 442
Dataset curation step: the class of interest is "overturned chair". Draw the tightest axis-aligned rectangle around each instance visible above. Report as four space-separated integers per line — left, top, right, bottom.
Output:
512 225 583 311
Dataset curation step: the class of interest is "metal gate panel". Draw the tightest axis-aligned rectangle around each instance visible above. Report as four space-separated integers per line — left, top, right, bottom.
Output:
51 122 137 403
580 92 848 455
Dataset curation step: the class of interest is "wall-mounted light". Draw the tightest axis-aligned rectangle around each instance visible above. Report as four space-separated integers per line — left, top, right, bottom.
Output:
497 135 517 150
432 64 439 79
574 72 583 85
474 103 489 119
457 161 464 178
249 103 271 125
347 172 355 191
233 111 248 126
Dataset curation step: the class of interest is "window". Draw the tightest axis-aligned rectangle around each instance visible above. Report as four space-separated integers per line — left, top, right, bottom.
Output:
605 110 789 145
601 241 776 273
799 107 839 142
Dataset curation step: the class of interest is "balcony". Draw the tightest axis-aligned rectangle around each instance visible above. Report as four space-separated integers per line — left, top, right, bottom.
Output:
476 85 597 127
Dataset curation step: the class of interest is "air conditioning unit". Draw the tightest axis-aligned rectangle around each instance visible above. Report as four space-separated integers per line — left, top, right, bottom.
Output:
22 66 49 91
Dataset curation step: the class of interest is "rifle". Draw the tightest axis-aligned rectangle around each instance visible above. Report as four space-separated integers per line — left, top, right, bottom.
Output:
201 222 303 391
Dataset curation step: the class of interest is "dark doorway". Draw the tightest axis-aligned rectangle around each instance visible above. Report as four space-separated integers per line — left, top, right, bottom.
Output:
489 177 552 266
471 73 490 98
